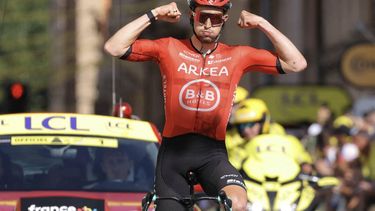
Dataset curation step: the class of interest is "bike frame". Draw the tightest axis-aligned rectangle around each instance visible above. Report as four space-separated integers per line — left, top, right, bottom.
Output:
141 172 232 211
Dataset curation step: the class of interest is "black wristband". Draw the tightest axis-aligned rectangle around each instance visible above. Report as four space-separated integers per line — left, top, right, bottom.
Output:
146 10 156 23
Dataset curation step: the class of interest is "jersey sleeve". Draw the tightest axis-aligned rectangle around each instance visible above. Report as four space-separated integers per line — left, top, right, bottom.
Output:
240 46 285 75
120 39 162 62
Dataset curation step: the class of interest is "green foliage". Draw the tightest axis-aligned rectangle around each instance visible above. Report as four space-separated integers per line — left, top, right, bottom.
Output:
0 0 51 111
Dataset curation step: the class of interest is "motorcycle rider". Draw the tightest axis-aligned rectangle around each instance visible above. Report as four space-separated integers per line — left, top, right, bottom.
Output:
226 86 250 152
228 98 317 209
228 98 312 172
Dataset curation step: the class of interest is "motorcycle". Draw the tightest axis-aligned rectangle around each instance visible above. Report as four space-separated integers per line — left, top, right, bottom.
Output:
242 154 339 211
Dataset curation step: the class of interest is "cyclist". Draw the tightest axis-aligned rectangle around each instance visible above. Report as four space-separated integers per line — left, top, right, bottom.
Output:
104 0 307 210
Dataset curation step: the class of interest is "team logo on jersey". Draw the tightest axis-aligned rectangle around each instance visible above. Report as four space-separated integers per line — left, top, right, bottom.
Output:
179 79 220 112
207 56 232 65
179 52 200 63
177 62 229 77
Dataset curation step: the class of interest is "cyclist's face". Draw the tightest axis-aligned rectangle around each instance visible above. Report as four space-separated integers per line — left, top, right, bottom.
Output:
193 7 228 43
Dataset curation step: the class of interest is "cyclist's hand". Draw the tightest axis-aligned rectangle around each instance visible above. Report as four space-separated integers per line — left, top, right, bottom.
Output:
237 10 265 29
153 2 181 23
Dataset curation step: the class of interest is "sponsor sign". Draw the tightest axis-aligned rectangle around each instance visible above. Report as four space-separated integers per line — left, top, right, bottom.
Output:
0 113 158 142
20 196 104 211
341 43 375 87
252 86 351 125
179 79 221 112
11 136 118 148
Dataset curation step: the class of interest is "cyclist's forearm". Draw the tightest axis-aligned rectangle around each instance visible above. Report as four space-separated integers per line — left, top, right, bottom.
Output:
104 10 156 57
104 2 181 58
258 19 307 73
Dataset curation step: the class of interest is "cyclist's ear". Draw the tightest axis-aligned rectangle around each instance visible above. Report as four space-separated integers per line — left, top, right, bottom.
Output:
189 10 194 17
223 14 229 22
189 10 194 25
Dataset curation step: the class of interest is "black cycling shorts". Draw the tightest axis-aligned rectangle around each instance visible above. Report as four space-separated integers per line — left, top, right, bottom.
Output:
154 133 246 210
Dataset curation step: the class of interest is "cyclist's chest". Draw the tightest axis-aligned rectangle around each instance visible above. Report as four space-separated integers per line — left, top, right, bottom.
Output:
160 49 239 83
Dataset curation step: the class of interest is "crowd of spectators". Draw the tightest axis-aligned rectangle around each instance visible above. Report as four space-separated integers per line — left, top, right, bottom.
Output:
226 86 375 210
305 106 375 210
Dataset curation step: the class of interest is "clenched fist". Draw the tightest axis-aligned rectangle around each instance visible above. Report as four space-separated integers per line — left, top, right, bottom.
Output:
237 10 265 29
153 2 182 23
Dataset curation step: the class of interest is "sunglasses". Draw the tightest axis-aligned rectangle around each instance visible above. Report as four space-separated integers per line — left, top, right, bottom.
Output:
193 11 225 27
236 122 259 132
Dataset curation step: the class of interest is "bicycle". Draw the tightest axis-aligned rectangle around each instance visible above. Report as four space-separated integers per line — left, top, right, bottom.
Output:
141 171 233 211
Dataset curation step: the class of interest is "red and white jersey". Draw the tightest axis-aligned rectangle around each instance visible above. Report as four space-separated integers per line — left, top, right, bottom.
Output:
122 37 284 141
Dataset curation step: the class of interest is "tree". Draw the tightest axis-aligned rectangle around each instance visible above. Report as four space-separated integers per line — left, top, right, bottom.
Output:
0 0 51 111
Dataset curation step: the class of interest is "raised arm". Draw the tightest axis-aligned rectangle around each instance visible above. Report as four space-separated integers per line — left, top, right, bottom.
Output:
238 10 307 73
104 2 181 57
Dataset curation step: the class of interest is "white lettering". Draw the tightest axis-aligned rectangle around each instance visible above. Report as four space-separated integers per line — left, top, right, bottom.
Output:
219 66 229 76
188 65 198 75
27 205 78 211
28 205 36 211
201 67 209 76
177 63 188 73
177 63 229 77
205 91 215 101
184 90 216 101
179 52 200 62
179 79 221 112
162 74 167 106
210 67 218 76
183 50 200 58
207 57 232 65
186 89 195 99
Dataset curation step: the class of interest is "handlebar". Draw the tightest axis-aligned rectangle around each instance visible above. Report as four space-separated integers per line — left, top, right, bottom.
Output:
142 171 232 211
298 174 340 188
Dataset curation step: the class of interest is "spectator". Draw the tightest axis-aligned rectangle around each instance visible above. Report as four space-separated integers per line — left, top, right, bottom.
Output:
333 116 356 175
354 130 375 210
306 103 334 160
363 109 375 137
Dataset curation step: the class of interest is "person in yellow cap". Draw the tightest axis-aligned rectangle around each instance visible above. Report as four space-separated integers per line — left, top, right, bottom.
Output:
228 86 249 127
227 98 312 171
226 98 314 208
268 122 287 135
332 115 355 171
226 98 269 169
234 86 249 105
226 86 250 151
